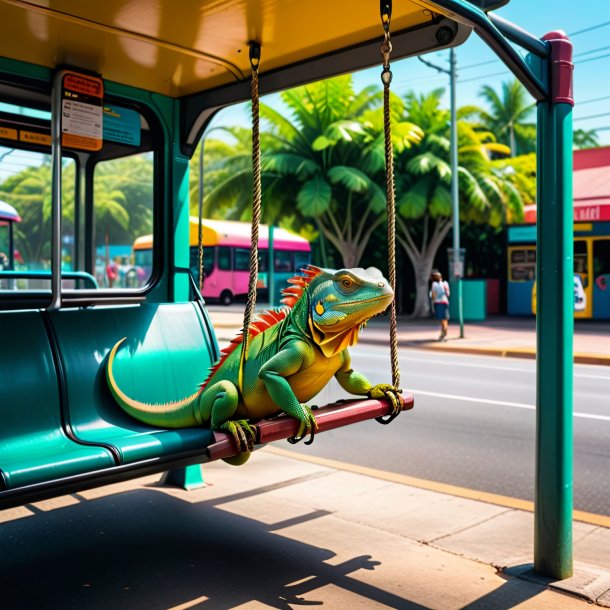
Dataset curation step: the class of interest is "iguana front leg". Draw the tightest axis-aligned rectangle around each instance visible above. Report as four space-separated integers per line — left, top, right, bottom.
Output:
335 351 402 418
259 342 318 444
200 380 256 452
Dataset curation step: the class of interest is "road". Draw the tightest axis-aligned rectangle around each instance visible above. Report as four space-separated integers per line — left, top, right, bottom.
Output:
283 344 610 517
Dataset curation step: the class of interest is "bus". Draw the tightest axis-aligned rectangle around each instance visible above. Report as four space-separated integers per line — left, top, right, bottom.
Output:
507 147 610 319
133 219 310 304
0 200 20 271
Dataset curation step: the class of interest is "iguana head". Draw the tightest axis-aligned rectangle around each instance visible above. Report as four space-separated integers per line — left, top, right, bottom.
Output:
295 266 394 357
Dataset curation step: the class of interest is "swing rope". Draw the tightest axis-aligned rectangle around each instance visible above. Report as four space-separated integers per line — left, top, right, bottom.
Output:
380 0 401 390
198 147 205 292
241 41 263 366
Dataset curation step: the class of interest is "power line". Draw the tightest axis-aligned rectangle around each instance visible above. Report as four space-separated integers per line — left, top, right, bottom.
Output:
575 45 610 57
573 112 610 122
577 52 610 64
458 58 499 71
568 21 610 36
458 71 507 84
579 95 610 105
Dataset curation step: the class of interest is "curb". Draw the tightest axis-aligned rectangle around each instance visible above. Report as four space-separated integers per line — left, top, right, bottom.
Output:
212 331 610 367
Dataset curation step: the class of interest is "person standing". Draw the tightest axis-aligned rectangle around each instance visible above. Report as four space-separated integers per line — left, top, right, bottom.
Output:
430 269 450 341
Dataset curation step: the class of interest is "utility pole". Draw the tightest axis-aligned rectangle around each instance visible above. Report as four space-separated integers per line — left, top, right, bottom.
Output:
418 50 464 338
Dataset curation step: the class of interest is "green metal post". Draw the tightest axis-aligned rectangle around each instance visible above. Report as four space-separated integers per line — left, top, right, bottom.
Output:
268 224 275 307
534 31 574 579
449 48 464 339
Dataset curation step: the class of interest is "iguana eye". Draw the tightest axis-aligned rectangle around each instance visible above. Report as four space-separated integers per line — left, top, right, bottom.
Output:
336 275 359 295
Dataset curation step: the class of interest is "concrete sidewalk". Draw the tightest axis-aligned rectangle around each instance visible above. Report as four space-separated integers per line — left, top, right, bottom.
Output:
3 447 608 608
207 306 610 366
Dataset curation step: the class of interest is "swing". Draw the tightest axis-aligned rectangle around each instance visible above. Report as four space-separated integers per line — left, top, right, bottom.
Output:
204 1 412 459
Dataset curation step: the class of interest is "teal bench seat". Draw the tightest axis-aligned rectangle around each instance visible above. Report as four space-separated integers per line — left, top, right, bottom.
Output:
48 302 218 464
0 311 113 489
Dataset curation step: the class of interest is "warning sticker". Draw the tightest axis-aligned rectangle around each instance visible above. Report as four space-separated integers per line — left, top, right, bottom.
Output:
0 126 17 141
20 130 52 147
61 71 103 152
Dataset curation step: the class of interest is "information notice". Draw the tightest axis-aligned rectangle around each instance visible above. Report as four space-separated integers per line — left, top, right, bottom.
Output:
61 71 103 151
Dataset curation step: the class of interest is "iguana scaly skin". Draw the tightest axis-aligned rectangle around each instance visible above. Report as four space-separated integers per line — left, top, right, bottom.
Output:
106 266 401 462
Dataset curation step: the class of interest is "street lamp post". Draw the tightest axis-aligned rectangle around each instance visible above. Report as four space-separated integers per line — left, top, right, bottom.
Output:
418 49 464 338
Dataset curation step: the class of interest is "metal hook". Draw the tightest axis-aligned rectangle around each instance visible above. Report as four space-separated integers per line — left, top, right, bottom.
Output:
249 41 261 70
380 0 392 32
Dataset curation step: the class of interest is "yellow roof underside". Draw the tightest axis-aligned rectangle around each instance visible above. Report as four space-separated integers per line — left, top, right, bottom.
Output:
0 0 439 97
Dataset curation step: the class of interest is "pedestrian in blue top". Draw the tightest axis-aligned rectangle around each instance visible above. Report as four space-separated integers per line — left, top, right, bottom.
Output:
430 269 450 341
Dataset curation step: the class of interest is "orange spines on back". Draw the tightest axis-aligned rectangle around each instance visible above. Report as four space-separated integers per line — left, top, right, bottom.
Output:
280 265 322 307
201 266 323 389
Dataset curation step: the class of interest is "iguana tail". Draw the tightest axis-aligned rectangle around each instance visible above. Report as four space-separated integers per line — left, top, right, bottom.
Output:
106 338 203 428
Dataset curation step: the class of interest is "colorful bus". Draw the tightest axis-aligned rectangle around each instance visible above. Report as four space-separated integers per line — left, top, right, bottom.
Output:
134 219 310 304
507 147 610 319
0 200 20 271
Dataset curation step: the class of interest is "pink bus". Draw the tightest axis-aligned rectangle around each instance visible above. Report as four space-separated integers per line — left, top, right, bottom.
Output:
134 218 311 305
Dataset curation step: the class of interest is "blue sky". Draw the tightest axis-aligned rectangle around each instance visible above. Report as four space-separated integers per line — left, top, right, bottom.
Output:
213 0 610 145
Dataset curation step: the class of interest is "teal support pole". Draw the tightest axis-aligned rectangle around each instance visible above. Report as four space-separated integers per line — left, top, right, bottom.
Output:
449 48 464 339
534 31 574 580
268 225 275 307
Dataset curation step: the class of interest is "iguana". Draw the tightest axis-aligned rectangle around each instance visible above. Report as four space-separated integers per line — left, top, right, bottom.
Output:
106 266 402 463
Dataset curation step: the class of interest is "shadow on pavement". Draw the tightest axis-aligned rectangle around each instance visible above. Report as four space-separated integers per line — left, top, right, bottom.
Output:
0 481 429 610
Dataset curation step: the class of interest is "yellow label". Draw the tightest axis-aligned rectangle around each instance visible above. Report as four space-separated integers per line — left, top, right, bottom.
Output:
573 223 593 232
0 126 18 141
20 130 52 146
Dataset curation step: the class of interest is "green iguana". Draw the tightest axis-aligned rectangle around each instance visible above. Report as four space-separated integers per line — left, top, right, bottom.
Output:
106 266 401 463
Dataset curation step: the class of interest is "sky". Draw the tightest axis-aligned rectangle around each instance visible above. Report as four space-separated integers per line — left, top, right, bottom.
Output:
212 0 610 146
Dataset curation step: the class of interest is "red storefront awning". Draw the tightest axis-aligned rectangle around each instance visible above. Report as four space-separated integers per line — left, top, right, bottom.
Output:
522 146 610 224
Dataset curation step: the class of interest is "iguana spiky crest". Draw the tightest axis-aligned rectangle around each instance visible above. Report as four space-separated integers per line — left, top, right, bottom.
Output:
200 265 323 390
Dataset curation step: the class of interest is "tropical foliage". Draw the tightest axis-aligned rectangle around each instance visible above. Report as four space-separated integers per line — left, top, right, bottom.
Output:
394 90 524 316
0 151 153 269
194 75 534 315
573 128 600 150
475 79 536 156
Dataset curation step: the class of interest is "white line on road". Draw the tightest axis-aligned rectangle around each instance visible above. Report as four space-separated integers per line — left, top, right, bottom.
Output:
352 349 610 380
411 388 610 421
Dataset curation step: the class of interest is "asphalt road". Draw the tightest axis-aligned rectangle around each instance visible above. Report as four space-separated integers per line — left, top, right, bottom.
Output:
283 344 610 517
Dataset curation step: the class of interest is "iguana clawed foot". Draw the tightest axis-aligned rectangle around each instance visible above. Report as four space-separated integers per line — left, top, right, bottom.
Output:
287 404 318 446
368 383 403 424
219 419 257 452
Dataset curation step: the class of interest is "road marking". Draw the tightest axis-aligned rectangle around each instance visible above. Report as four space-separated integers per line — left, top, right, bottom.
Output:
352 349 610 380
266 446 610 528
411 389 610 421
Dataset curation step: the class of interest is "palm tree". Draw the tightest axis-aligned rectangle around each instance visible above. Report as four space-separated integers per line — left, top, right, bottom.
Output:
395 90 525 317
0 160 76 265
202 75 422 268
573 128 600 149
477 80 536 155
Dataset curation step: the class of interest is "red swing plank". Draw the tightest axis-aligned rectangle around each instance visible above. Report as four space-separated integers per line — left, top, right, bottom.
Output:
206 394 414 461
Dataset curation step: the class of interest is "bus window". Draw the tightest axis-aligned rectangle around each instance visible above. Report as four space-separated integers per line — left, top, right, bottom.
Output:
274 250 292 272
189 245 215 284
574 239 588 286
234 247 250 271
0 143 76 290
294 250 311 271
594 239 610 283
218 246 232 271
94 150 154 289
509 247 536 282
258 248 268 273
593 239 610 319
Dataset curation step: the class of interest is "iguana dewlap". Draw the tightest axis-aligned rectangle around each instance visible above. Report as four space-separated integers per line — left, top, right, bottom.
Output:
106 266 401 462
